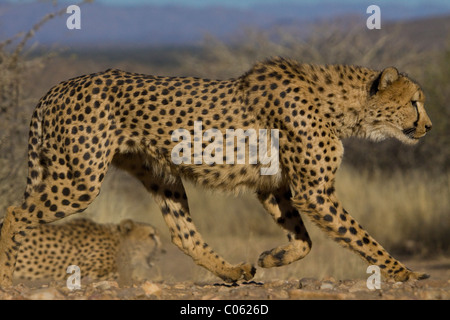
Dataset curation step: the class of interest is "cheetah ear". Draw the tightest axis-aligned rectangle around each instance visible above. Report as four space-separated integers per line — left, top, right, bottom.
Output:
378 67 399 90
119 219 135 235
370 67 399 96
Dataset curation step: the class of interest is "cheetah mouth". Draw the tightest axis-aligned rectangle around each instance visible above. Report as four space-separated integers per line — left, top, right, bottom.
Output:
146 254 155 267
379 124 420 145
402 127 418 140
145 248 165 267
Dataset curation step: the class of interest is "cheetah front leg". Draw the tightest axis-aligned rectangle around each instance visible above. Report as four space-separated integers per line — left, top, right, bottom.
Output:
289 177 429 282
256 186 312 268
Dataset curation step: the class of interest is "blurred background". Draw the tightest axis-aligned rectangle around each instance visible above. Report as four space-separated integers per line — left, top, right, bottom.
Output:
0 0 449 281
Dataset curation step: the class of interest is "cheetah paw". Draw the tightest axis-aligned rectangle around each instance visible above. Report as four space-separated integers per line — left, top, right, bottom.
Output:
406 271 430 281
218 262 256 283
238 262 257 281
394 270 430 282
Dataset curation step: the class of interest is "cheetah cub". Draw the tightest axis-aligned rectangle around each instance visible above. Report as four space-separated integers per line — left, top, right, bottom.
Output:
0 218 162 283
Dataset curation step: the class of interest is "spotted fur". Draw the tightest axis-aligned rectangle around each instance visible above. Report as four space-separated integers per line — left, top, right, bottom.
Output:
0 218 161 282
0 57 432 286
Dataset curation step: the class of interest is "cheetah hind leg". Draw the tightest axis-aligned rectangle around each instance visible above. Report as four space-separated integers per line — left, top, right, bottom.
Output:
257 187 312 268
112 154 255 283
153 178 256 282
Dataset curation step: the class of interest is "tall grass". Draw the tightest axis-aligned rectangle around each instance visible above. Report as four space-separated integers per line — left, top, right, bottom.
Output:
335 167 450 255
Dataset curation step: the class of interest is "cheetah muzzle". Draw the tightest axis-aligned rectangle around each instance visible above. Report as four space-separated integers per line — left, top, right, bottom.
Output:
0 57 432 286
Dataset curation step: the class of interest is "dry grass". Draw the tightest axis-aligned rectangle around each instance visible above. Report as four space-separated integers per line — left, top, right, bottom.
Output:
179 23 429 80
335 168 450 255
0 0 93 212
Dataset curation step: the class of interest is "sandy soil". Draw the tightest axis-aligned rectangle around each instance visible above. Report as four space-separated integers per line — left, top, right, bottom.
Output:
1 256 448 300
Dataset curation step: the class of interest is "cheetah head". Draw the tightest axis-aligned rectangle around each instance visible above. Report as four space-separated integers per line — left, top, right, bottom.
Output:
365 67 432 145
119 219 164 266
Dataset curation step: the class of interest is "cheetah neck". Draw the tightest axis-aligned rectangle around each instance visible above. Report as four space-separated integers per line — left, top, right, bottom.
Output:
295 64 377 141
245 59 378 141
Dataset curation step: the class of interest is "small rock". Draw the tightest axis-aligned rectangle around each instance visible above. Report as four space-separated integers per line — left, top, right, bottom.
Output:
320 282 334 290
25 288 64 300
141 281 162 297
299 278 320 289
173 283 187 290
92 280 119 290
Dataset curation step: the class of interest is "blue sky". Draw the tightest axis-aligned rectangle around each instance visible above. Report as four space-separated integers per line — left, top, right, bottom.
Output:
95 0 450 8
5 0 450 8
1 0 447 45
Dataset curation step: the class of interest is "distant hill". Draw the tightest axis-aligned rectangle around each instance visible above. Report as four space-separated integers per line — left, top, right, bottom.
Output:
386 15 450 50
0 2 449 47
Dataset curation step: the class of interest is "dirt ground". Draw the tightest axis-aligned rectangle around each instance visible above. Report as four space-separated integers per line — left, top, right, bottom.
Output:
1 253 448 300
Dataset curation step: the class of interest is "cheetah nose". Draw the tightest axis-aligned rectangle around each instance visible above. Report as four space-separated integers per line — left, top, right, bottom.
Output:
425 124 432 132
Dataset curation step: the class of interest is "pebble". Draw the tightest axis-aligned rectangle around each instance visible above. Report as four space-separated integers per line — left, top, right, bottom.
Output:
173 283 187 290
320 282 334 290
298 277 321 289
25 288 64 300
141 281 162 297
92 280 119 290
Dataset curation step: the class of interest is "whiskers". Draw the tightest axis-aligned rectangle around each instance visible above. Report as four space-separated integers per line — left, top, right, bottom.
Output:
402 127 416 138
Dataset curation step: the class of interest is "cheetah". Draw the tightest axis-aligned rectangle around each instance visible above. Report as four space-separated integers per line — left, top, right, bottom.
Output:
0 218 162 283
0 57 432 286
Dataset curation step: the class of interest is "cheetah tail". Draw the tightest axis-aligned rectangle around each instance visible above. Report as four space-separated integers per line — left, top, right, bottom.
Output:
24 100 46 198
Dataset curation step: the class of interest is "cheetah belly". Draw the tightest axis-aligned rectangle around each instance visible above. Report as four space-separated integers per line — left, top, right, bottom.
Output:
117 141 283 194
176 162 283 193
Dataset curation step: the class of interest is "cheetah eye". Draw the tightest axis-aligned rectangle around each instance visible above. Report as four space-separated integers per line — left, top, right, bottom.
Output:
411 101 418 109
